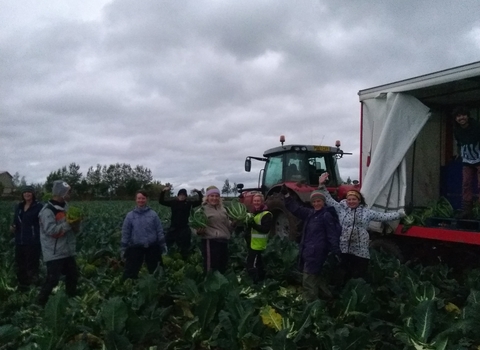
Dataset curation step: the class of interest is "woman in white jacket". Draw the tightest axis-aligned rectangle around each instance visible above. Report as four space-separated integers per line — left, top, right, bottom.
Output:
318 172 405 281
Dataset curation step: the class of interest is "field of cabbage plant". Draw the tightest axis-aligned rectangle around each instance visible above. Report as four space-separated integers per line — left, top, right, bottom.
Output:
0 200 480 350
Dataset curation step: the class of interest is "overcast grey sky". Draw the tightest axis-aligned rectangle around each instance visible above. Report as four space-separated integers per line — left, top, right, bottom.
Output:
1 0 480 191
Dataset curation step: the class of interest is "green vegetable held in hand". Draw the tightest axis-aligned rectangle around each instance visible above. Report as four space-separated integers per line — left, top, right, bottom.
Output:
226 200 249 224
189 207 208 228
67 206 84 223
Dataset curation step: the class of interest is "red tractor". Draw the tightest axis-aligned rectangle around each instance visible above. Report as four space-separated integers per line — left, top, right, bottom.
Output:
237 135 360 240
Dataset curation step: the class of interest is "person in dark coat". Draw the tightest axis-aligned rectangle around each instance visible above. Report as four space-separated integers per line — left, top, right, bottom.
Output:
159 186 203 259
10 186 43 290
282 185 341 302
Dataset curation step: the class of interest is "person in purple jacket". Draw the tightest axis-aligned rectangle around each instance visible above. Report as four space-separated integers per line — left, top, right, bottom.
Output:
281 185 341 302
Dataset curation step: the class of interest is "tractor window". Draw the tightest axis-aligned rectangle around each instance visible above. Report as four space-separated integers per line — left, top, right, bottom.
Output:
308 155 328 185
264 155 283 188
285 152 307 181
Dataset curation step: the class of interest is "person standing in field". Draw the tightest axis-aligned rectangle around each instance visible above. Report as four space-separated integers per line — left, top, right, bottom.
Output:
37 180 80 306
196 186 232 274
452 106 480 219
244 193 273 284
121 190 167 279
281 185 341 301
318 172 405 282
10 186 43 290
159 186 203 259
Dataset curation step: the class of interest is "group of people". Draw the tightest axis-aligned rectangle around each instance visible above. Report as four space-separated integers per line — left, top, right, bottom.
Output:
281 173 405 301
11 180 80 306
157 185 269 278
9 106 478 305
11 177 406 305
157 185 274 282
149 177 404 302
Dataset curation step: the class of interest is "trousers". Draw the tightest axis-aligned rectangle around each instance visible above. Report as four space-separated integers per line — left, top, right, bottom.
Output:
38 256 78 306
123 245 163 280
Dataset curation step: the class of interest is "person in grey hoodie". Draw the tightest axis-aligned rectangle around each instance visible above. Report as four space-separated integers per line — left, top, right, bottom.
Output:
121 190 166 279
37 180 79 306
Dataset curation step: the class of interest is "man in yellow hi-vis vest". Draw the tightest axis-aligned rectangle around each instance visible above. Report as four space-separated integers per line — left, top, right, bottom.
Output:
245 193 273 284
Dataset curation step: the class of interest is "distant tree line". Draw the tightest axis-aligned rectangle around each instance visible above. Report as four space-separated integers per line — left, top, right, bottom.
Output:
44 163 174 200
6 165 241 201
6 163 174 200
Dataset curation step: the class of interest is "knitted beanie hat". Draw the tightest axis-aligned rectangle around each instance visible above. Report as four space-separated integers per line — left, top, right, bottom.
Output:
52 180 71 197
22 185 35 194
310 190 326 202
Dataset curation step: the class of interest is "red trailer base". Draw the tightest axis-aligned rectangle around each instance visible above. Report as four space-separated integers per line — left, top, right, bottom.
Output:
395 225 480 246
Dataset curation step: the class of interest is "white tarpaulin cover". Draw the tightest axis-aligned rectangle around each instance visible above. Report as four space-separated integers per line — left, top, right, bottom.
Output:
361 92 431 213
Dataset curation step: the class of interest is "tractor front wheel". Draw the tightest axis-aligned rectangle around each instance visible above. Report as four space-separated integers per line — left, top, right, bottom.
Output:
265 195 299 241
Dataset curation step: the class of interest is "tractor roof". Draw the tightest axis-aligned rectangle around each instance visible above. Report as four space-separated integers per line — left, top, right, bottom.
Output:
263 144 339 157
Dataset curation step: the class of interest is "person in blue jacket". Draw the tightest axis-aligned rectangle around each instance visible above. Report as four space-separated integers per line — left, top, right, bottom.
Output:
121 190 167 279
281 185 341 301
10 186 43 290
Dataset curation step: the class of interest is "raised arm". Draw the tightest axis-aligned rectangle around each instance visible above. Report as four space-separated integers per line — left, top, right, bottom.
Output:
190 189 203 208
367 209 404 223
318 173 343 213
284 195 313 221
159 187 173 207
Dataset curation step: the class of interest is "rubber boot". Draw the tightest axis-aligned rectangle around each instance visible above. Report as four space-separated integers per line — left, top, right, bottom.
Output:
456 201 473 220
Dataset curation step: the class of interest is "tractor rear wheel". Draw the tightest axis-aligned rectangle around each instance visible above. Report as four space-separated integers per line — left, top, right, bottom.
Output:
265 195 299 241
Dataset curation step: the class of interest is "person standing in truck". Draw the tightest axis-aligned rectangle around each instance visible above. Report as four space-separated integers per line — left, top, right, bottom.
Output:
244 193 273 284
452 106 480 219
11 186 43 290
318 173 405 282
159 186 203 259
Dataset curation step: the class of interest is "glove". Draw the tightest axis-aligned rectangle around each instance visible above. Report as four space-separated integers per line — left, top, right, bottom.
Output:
398 209 406 218
161 245 168 255
280 184 289 195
